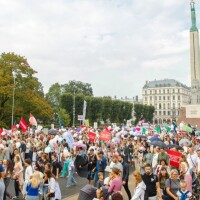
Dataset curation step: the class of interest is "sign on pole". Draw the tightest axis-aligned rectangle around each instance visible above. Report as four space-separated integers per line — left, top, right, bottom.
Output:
78 115 83 121
94 122 98 129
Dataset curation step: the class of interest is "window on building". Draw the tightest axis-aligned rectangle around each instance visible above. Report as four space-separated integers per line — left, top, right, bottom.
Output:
155 111 157 115
155 90 157 94
145 90 147 95
178 103 180 108
150 90 152 94
168 96 170 100
145 97 147 101
163 103 165 109
159 90 161 94
178 96 180 100
173 96 175 100
150 96 152 101
155 96 157 100
173 89 175 93
167 89 170 93
159 111 162 115
168 103 170 109
178 89 180 93
168 111 170 115
159 103 162 109
173 103 175 109
159 96 161 100
163 96 165 100
163 111 166 115
155 104 157 109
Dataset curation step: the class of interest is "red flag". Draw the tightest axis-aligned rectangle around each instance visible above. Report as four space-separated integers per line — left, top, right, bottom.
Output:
167 150 182 168
0 129 2 136
104 125 110 132
88 131 96 143
99 130 111 141
29 113 37 126
19 118 28 132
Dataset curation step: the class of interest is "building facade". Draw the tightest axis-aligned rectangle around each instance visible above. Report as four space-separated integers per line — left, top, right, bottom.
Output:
142 79 190 124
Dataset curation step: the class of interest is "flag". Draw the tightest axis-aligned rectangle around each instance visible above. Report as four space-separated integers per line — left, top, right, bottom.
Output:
88 131 96 142
182 125 192 133
82 100 87 125
155 126 161 133
142 127 146 134
165 126 171 132
99 130 111 141
19 118 28 132
29 113 37 126
167 150 182 168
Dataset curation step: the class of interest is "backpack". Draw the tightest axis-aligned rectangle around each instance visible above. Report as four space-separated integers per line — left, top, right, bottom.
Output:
178 190 190 200
20 142 26 152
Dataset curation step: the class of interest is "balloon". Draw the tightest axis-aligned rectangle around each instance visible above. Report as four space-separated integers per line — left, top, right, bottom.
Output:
16 142 21 148
136 127 141 131
44 147 51 154
133 128 136 132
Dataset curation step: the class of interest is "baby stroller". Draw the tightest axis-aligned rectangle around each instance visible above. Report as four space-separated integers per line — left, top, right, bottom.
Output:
78 184 97 200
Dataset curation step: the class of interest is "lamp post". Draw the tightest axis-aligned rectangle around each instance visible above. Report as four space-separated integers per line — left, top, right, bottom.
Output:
72 89 76 127
11 71 17 127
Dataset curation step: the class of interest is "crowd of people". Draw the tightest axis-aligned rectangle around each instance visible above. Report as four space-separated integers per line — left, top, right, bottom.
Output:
0 124 199 200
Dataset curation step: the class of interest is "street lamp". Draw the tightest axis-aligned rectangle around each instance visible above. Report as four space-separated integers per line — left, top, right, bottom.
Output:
11 71 17 127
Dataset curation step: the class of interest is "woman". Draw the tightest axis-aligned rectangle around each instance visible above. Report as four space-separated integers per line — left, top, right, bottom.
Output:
158 167 169 195
3 160 12 200
131 171 146 200
108 168 122 195
43 170 56 200
163 169 180 200
13 155 24 199
23 159 33 198
155 159 170 175
179 162 192 193
26 172 41 200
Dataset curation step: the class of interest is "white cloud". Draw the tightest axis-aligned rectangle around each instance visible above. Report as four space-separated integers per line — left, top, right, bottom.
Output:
0 0 196 98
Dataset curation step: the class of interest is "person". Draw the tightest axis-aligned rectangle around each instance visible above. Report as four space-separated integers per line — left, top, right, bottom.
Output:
3 160 12 200
110 154 123 174
141 163 162 200
13 155 24 199
26 172 41 200
111 192 123 200
96 172 104 189
145 147 153 165
94 151 107 187
131 171 146 200
196 148 200 185
179 162 192 193
119 155 131 200
187 147 198 171
155 159 170 176
152 147 159 174
176 180 192 200
43 170 56 200
108 168 123 195
0 164 5 200
23 159 33 197
157 148 169 165
51 154 61 179
163 169 180 200
158 167 169 196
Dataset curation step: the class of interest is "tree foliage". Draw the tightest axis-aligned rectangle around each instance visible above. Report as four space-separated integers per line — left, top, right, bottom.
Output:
134 104 155 125
0 53 53 127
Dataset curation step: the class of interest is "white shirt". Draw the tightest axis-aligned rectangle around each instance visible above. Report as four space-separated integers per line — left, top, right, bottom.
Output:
25 165 33 181
187 153 198 170
152 153 158 168
197 157 200 172
48 177 56 193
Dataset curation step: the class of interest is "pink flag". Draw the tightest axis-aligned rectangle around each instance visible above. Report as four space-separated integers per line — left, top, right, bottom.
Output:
29 113 37 126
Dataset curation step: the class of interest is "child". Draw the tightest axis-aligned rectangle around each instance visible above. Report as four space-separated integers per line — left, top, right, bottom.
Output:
176 180 192 200
97 172 104 189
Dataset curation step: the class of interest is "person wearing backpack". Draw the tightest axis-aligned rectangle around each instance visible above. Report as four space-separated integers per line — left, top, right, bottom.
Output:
176 180 192 200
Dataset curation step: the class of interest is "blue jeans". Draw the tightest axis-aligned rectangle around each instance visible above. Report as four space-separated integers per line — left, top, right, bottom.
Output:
66 169 77 186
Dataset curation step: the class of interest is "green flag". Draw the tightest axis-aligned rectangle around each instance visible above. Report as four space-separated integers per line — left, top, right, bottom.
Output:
182 125 192 133
155 126 161 133
165 126 171 132
142 127 146 134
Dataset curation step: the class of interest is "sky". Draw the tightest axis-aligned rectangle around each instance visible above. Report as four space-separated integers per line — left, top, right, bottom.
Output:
0 0 196 98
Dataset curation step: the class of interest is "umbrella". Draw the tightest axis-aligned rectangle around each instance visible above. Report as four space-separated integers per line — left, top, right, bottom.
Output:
151 141 167 149
179 138 192 146
72 142 86 148
168 144 183 150
137 135 147 139
48 129 59 135
150 137 163 142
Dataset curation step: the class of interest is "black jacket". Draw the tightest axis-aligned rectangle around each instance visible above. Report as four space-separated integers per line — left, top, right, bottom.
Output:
122 161 129 181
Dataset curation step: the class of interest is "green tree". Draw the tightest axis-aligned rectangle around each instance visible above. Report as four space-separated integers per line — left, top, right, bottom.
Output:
62 80 93 96
102 97 113 122
0 53 53 127
58 109 71 127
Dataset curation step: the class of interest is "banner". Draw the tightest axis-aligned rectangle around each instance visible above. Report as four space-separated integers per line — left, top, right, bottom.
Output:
88 131 96 142
64 131 74 148
99 130 111 141
82 100 87 125
167 150 182 168
19 118 28 132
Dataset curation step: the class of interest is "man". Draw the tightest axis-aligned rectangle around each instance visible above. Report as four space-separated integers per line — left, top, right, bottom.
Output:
119 155 131 200
157 147 169 165
51 154 61 179
196 148 200 185
142 163 162 200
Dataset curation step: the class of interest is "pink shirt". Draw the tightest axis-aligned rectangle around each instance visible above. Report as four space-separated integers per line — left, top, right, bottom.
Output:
184 174 192 193
108 177 122 193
